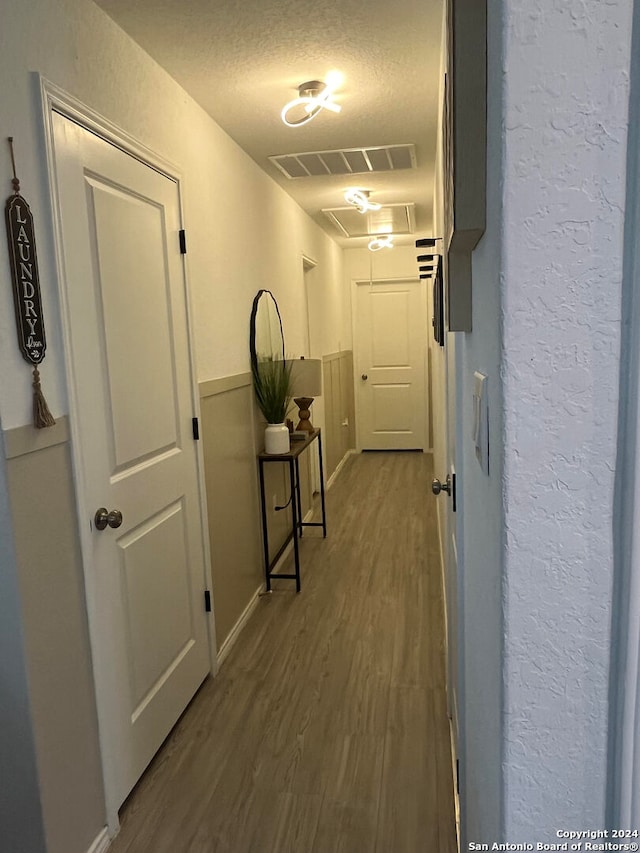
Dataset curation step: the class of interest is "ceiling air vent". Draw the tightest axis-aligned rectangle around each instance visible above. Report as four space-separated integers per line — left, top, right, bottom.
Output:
270 144 417 180
322 203 416 238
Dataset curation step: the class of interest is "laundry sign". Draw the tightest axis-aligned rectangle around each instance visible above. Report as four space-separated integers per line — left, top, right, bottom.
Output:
5 193 47 364
5 137 55 428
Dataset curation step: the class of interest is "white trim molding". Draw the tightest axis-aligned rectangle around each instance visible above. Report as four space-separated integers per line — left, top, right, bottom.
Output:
216 582 264 668
326 449 357 491
86 827 110 853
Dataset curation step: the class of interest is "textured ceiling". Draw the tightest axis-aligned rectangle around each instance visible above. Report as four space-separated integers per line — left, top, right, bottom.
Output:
94 0 444 247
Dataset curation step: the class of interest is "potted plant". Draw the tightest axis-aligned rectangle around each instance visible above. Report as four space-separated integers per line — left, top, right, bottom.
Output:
252 357 293 453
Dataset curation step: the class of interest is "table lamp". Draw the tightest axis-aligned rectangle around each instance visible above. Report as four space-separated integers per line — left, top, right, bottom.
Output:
287 357 323 432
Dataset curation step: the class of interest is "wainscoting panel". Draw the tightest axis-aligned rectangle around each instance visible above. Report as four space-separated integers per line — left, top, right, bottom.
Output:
3 424 106 853
199 374 264 650
322 350 356 481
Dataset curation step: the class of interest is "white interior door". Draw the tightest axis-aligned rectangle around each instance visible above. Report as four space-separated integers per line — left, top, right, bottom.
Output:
50 112 211 820
355 279 428 450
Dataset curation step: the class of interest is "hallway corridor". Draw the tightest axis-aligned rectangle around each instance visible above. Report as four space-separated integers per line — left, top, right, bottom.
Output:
109 451 457 852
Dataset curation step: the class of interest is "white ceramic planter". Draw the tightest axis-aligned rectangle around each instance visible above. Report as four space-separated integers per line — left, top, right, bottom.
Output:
265 423 290 454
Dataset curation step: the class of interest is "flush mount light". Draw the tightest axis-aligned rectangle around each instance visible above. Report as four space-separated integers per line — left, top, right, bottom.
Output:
344 188 381 214
281 73 343 127
368 235 394 252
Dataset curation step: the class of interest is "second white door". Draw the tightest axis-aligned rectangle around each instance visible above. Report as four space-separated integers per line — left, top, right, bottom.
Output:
355 279 428 450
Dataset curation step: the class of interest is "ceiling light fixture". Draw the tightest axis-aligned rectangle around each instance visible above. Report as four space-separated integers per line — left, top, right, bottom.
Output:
281 73 343 128
368 235 394 252
344 188 381 213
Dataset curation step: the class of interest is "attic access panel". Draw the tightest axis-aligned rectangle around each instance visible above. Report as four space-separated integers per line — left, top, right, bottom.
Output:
322 203 416 238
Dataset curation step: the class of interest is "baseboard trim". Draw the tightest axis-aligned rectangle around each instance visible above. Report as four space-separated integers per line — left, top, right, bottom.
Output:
326 449 356 491
436 500 448 645
217 581 264 667
436 500 459 851
86 827 110 853
450 718 460 853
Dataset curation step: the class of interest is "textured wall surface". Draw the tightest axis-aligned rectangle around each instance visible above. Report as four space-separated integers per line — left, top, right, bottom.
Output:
456 0 504 842
501 0 632 835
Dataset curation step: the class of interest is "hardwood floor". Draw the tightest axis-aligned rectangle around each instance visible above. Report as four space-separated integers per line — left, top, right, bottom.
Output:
109 451 457 853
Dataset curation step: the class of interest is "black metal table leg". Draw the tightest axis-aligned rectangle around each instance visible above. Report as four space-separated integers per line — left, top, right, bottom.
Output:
294 456 303 537
317 429 327 538
289 458 301 591
258 458 271 590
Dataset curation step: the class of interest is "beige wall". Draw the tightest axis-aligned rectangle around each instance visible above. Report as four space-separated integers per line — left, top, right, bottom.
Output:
200 373 322 653
199 376 264 651
0 1 349 849
2 421 105 853
0 446 48 853
0 0 346 429
322 351 356 481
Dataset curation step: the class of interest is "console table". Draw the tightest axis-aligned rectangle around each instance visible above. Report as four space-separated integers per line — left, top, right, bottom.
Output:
257 428 327 592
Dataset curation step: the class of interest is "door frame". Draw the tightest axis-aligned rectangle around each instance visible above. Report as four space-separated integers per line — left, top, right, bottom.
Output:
350 275 430 452
608 0 640 818
39 77 217 832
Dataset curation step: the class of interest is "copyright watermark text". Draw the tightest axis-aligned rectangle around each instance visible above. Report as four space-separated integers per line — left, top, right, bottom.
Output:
468 831 640 852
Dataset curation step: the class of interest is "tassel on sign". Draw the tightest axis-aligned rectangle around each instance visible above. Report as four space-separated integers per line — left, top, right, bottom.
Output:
32 367 55 429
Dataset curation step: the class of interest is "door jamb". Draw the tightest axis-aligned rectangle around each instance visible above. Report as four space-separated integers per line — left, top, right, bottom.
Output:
38 76 217 833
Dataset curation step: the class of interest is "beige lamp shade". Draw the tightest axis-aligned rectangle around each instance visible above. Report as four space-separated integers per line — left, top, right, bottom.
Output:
287 358 323 431
287 358 323 398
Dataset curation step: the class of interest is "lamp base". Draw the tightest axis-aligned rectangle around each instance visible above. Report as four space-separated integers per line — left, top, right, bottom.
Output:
294 397 315 432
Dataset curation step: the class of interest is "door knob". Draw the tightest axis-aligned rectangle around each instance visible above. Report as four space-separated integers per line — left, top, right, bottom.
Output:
361 373 368 380
94 507 123 530
431 476 452 496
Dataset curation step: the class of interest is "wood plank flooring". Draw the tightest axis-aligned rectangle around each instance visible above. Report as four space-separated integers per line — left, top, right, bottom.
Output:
109 451 456 853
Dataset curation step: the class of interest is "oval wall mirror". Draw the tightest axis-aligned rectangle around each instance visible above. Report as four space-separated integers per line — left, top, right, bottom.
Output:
250 289 285 367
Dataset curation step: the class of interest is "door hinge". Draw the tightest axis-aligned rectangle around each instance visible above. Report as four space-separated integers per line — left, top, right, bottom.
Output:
179 229 187 254
452 472 457 513
204 590 212 612
456 758 460 794
192 417 200 440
